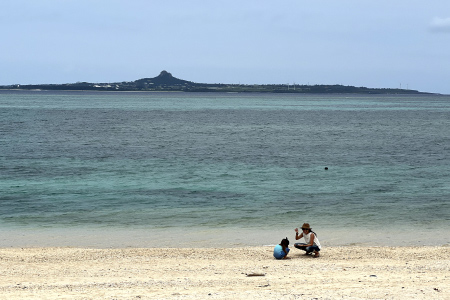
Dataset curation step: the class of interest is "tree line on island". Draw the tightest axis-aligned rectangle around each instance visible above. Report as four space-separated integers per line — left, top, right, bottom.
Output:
1 70 426 94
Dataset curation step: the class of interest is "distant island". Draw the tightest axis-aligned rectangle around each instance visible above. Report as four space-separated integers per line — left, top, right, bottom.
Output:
0 70 427 94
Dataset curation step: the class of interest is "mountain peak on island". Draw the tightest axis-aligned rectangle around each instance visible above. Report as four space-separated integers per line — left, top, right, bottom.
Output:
157 70 173 78
134 70 192 86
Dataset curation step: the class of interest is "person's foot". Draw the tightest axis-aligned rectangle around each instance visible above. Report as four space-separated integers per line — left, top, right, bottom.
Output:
313 252 320 258
305 252 311 255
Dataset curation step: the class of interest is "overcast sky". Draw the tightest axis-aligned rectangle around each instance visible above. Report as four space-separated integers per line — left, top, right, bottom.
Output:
2 0 450 93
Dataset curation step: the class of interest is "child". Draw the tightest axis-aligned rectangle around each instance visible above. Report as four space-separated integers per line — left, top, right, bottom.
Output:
273 237 290 259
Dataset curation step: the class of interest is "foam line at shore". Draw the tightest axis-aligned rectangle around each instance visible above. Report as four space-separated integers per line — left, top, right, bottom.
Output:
1 226 449 248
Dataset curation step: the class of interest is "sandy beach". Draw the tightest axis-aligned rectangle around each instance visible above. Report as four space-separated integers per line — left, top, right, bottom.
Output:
0 246 448 299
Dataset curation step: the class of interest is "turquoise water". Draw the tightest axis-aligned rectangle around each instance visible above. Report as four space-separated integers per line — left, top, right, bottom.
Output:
1 91 449 247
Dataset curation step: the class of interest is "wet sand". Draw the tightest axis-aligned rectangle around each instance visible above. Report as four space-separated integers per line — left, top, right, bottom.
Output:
0 246 448 299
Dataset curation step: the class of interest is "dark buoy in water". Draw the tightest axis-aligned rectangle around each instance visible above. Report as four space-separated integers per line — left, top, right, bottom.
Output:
324 167 328 170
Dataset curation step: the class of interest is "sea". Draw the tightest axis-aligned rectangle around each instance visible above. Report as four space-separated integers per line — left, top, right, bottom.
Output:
1 90 449 248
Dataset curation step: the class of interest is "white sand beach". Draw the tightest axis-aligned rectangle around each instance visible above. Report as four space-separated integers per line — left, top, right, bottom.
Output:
0 246 448 299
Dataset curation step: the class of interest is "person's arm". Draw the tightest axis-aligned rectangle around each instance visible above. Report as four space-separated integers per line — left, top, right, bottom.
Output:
282 246 290 259
294 228 303 240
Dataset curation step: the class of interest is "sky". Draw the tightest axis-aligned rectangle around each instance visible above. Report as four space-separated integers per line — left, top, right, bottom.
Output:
2 0 450 94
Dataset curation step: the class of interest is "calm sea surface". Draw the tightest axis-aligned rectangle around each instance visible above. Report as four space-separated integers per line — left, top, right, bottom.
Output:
1 91 449 247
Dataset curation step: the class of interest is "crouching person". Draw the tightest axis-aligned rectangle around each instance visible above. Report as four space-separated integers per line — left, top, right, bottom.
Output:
294 223 321 257
273 237 290 260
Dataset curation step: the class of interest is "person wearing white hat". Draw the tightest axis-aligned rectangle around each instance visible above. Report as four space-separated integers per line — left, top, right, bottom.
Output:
294 223 321 257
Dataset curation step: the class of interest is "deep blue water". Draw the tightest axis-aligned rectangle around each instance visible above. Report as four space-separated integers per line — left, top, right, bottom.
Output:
1 91 449 246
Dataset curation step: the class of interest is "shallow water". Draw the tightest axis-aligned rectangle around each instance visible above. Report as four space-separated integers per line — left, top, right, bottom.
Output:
1 91 449 247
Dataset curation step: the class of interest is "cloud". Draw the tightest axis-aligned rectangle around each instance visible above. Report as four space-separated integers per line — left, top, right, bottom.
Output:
429 17 450 33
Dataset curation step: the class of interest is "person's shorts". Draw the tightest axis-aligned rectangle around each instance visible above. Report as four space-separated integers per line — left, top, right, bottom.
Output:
294 243 320 252
305 245 320 252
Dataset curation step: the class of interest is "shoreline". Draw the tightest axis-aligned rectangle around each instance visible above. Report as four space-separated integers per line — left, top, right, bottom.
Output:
0 246 448 299
1 226 449 249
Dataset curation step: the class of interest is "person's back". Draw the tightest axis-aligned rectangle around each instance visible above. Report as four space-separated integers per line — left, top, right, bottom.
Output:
303 231 321 249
